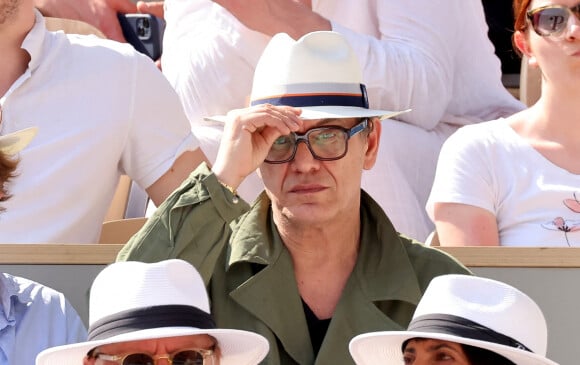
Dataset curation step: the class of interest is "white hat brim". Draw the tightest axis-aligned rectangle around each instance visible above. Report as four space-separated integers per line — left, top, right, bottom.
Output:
349 331 559 365
36 327 269 365
298 106 410 121
203 108 410 123
0 127 38 155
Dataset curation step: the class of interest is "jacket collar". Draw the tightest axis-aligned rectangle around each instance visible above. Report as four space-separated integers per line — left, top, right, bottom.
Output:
225 190 423 364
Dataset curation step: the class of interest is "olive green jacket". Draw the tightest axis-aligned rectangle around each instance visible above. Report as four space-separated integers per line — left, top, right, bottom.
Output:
118 163 470 365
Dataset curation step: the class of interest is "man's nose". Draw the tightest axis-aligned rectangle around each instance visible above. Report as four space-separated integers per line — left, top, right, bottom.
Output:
290 140 319 171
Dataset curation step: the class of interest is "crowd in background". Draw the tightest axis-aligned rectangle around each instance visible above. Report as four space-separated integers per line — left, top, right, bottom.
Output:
1 0 578 363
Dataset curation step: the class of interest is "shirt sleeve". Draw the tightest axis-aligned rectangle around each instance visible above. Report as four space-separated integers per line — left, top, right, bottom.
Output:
162 1 270 126
117 163 250 285
121 53 200 189
426 124 498 219
331 1 487 130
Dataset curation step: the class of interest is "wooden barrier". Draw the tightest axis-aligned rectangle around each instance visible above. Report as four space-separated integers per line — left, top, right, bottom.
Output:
0 245 578 364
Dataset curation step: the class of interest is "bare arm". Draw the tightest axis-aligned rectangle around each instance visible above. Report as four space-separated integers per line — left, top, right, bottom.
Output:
211 0 330 39
35 0 137 41
433 202 500 246
145 148 209 206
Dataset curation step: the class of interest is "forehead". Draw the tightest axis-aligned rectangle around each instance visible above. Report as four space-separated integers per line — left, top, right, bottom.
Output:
301 117 360 129
96 334 215 354
404 338 465 352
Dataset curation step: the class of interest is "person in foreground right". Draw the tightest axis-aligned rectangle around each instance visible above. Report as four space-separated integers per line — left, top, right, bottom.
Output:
427 0 580 246
349 274 559 365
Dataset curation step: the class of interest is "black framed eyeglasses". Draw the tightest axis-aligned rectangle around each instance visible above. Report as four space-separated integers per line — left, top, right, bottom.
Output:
265 118 369 164
527 4 580 36
94 348 215 365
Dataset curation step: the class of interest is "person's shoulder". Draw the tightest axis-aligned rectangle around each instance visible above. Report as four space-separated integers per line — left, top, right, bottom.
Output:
449 118 508 142
48 30 151 66
442 118 510 155
399 237 471 277
8 273 67 307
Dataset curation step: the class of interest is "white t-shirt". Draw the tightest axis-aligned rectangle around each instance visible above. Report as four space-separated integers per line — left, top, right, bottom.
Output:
161 0 524 241
0 12 199 243
427 119 580 246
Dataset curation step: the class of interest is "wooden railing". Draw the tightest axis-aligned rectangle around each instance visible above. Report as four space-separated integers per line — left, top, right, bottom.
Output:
2 245 580 267
1 245 578 364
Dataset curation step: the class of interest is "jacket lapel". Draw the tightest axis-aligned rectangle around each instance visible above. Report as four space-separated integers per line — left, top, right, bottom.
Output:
225 191 423 365
227 196 315 365
316 192 424 363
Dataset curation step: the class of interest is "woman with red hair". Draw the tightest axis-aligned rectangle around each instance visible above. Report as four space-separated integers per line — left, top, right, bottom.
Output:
428 0 580 246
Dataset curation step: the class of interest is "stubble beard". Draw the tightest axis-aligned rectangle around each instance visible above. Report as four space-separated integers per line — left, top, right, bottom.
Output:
0 0 20 26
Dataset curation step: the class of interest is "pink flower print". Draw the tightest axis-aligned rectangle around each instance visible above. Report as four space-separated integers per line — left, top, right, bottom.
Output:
564 192 580 213
542 217 580 246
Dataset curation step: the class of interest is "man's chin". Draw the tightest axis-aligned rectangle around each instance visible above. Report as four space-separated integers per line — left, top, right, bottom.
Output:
279 204 334 224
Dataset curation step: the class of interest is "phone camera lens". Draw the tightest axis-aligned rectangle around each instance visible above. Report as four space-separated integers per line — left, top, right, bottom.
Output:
135 17 152 39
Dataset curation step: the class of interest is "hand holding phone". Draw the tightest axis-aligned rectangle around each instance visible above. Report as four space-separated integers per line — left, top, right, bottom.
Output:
117 13 165 60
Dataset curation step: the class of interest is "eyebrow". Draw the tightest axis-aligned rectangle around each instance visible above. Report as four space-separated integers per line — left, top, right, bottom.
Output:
430 343 459 352
315 118 359 128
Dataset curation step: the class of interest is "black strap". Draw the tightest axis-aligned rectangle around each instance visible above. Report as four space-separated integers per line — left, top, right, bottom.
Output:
88 305 216 341
407 314 533 353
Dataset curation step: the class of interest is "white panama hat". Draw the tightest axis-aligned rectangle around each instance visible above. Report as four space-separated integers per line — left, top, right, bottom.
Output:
0 127 38 155
349 274 559 365
36 260 269 365
205 31 409 123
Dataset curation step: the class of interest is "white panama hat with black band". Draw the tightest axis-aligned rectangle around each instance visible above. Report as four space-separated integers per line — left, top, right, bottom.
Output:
349 274 559 365
36 259 269 365
205 31 410 123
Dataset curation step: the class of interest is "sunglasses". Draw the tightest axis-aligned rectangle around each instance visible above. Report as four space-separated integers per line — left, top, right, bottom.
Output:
527 4 580 36
93 348 215 365
265 118 369 164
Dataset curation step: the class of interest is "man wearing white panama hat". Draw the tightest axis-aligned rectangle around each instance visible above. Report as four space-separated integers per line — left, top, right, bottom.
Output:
349 275 559 365
0 126 87 365
118 31 470 364
36 259 269 365
158 0 525 242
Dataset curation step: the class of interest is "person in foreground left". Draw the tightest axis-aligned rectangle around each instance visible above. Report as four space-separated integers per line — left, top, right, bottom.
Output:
36 259 269 365
349 274 559 365
0 127 87 365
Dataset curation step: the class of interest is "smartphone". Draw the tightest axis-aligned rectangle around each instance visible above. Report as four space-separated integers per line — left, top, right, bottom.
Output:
117 13 165 60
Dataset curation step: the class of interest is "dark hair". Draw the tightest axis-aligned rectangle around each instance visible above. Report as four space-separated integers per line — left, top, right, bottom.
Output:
0 151 19 210
463 343 516 365
402 339 516 365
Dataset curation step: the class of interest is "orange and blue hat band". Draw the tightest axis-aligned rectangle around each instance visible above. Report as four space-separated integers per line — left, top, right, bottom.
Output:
250 83 369 109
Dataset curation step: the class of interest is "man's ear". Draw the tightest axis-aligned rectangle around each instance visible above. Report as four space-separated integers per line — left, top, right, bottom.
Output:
514 31 538 67
363 118 381 170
